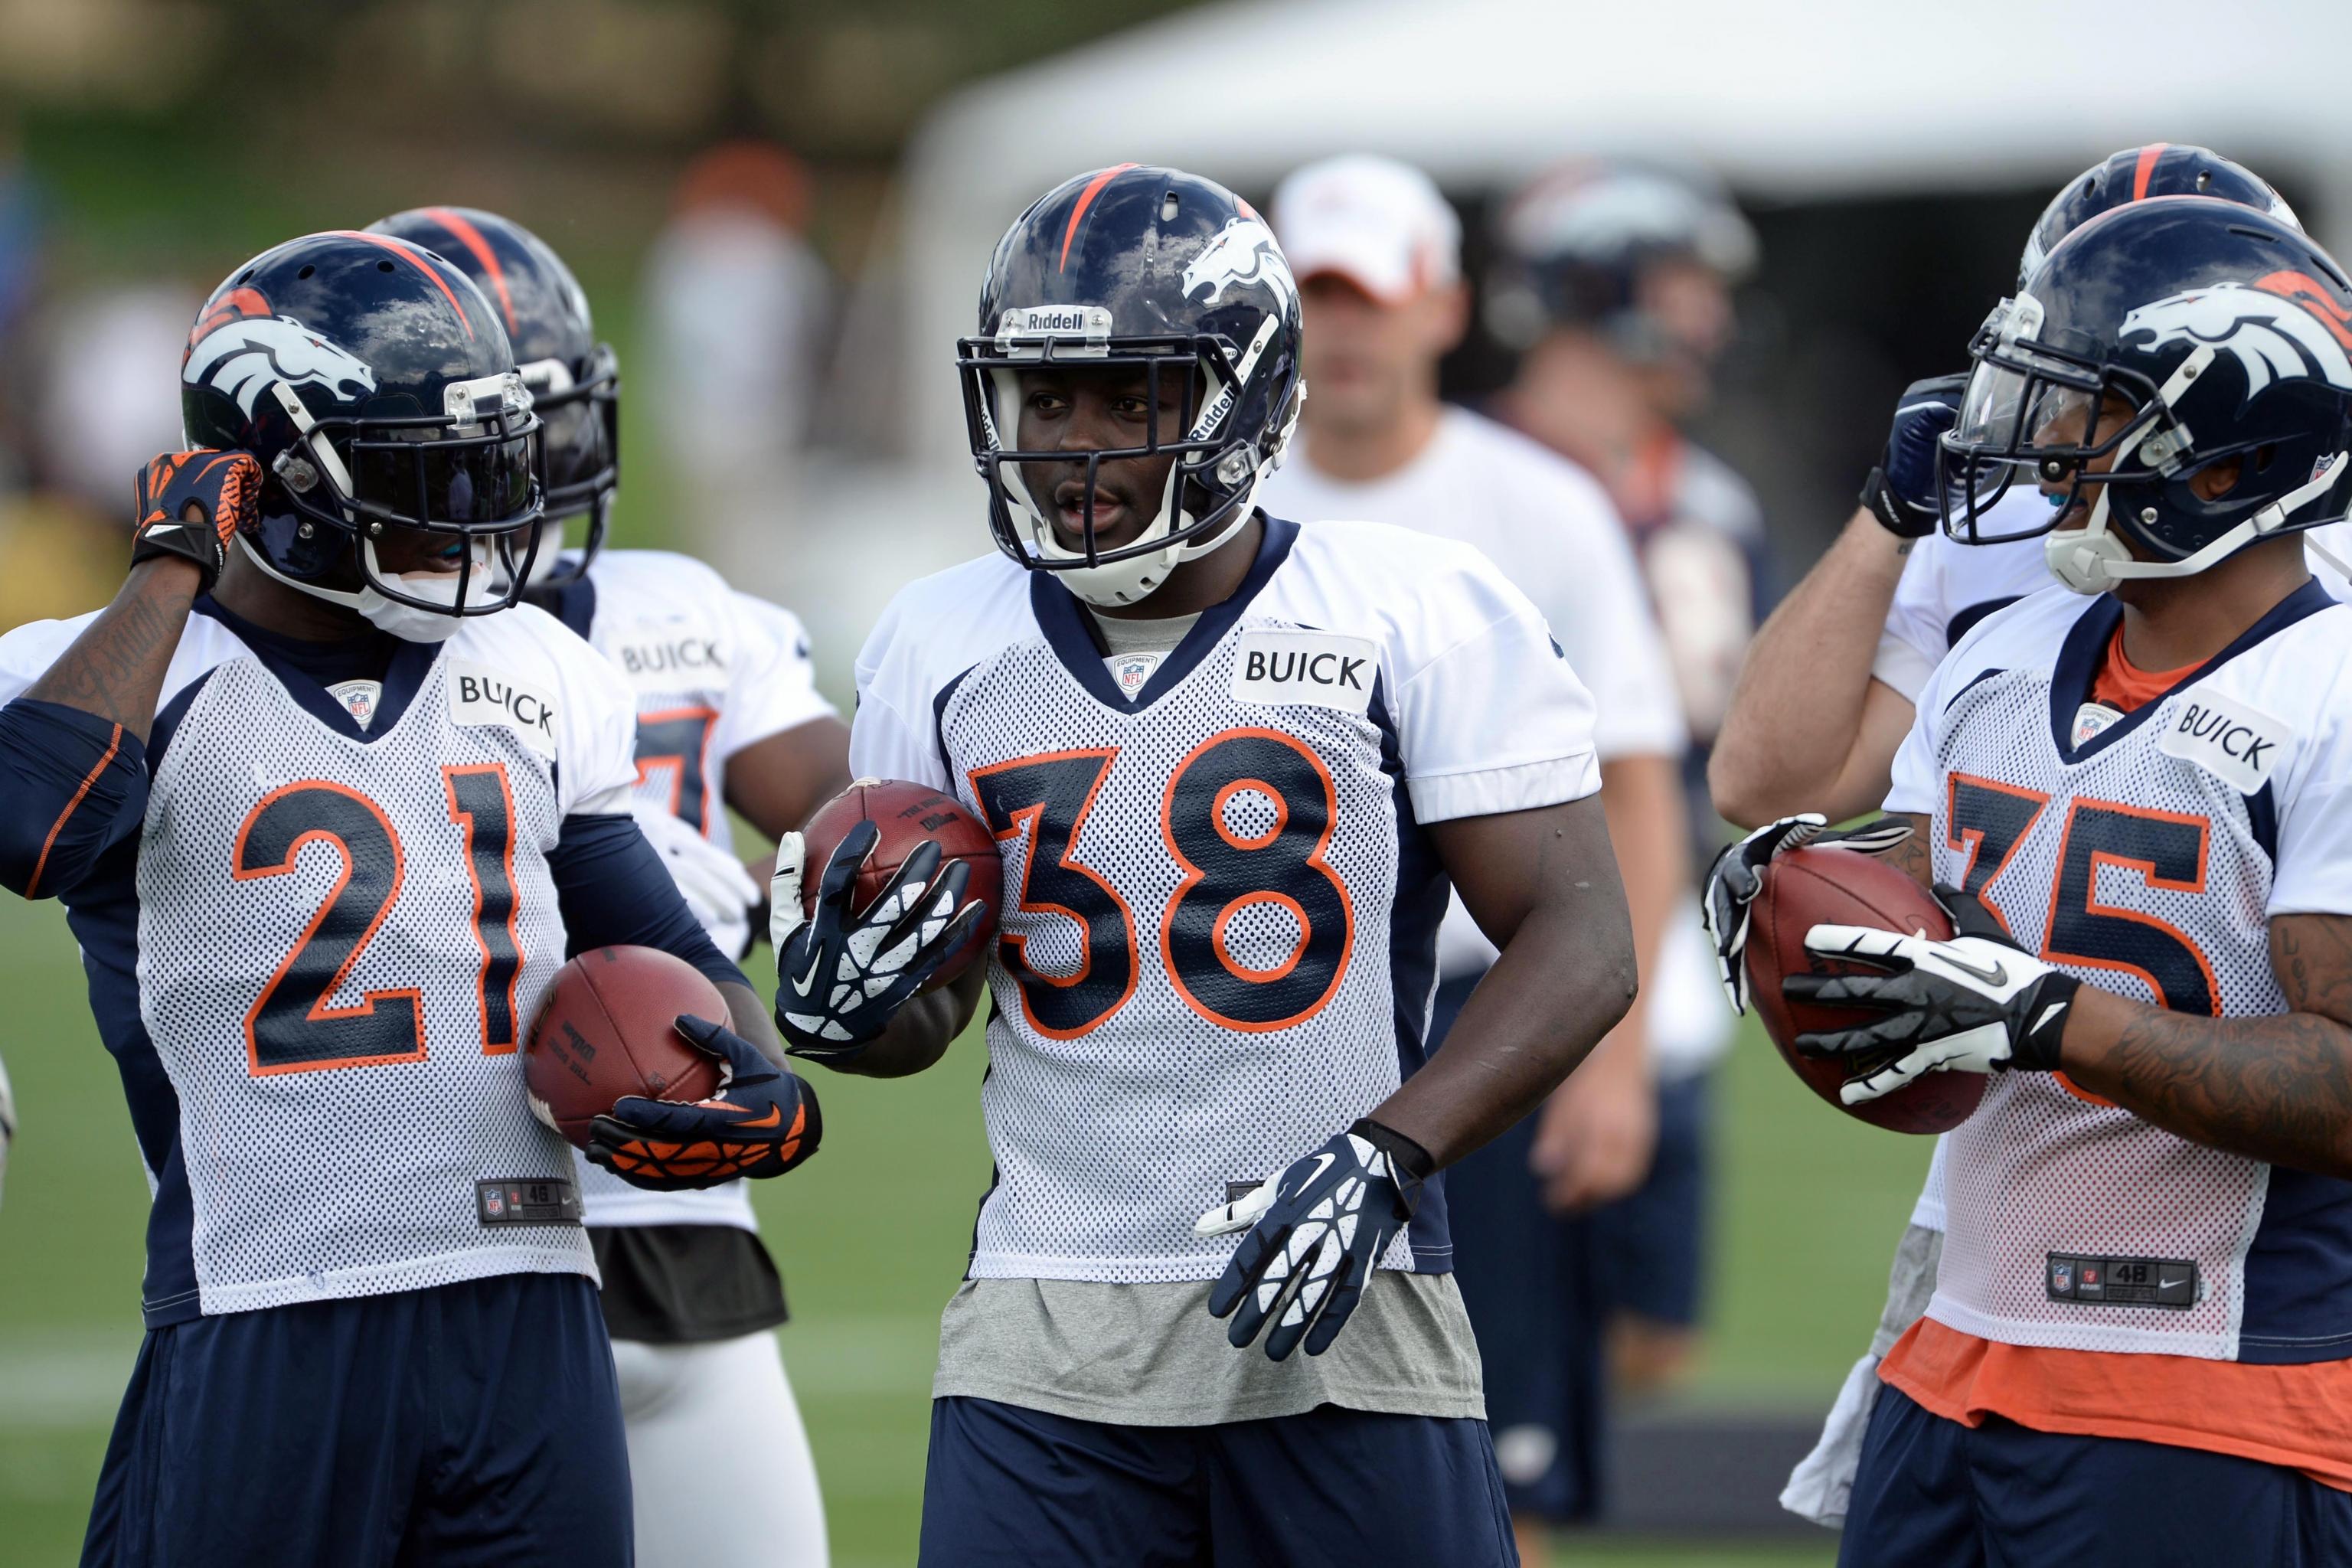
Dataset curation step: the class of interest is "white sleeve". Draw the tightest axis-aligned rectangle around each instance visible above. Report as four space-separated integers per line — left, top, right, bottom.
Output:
2269 702 2352 918
845 599 956 795
1872 541 1947 704
554 635 643 819
0 616 99 707
713 591 838 760
1527 485 1687 763
1881 658 1945 819
1396 553 1602 823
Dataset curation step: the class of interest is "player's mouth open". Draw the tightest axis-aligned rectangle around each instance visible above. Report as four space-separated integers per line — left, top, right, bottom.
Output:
1055 479 1132 534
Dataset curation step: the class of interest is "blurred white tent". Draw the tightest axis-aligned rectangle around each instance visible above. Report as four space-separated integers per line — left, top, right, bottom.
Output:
766 0 2352 685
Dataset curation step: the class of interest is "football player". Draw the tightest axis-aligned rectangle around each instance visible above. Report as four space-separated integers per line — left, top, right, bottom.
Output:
1255 152 1697 1552
368 205 847 1568
1700 144 2351 1529
771 165 1637 1566
1725 195 2352 1561
0 231 820 1568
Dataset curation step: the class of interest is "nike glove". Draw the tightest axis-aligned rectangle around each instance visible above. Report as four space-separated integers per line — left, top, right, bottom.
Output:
1704 814 1915 1014
1784 883 2079 1105
769 821 982 1063
1859 373 1968 539
1199 1119 1430 1361
586 1014 821 1189
635 804 763 959
133 449 260 588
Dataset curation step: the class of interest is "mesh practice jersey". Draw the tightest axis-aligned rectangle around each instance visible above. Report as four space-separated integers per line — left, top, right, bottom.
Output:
544 547 837 1231
0 603 640 1322
1887 579 2352 1361
853 518 1601 1284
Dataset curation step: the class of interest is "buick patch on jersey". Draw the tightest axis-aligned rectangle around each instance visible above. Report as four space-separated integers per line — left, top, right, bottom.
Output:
2156 688 2288 792
1230 630 1376 714
448 660 558 758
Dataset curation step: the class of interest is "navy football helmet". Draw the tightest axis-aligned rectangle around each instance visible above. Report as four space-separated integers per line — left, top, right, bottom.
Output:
958 165 1304 606
1940 198 2352 593
368 207 618 585
2017 144 2298 291
181 230 542 622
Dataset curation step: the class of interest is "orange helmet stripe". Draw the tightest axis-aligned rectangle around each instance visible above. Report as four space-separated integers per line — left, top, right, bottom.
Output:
1060 163 1140 273
2132 142 2169 203
331 230 475 339
423 207 516 334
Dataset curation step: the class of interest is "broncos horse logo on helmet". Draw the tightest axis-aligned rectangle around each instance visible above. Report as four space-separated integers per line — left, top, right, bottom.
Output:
1182 217 1298 318
184 311 379 421
2121 283 2352 402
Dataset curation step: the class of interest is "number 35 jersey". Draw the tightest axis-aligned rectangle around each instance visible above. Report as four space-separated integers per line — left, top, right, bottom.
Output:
852 518 1602 1284
0 600 642 1325
1888 580 2352 1362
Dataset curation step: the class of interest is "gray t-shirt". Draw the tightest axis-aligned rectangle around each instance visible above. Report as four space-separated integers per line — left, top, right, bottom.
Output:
933 1272 1485 1426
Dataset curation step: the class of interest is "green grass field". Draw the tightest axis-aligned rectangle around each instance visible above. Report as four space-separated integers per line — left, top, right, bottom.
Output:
0 884 1929 1566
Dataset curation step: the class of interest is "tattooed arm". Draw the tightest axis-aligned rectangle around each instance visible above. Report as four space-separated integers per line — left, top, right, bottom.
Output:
22 557 203 742
1880 812 1934 890
2058 914 2352 1178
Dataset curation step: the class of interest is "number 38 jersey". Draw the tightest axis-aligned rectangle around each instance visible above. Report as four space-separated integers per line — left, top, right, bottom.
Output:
1887 579 2352 1362
0 601 642 1325
853 518 1601 1284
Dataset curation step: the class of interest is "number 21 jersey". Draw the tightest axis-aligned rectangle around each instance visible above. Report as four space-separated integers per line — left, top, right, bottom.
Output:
852 518 1601 1283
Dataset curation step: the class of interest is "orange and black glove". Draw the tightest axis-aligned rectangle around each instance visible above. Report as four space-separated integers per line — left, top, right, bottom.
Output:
586 1015 822 1190
132 449 261 589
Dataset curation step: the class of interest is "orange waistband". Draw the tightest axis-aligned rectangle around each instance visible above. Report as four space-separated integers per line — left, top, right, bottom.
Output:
1880 1316 2352 1493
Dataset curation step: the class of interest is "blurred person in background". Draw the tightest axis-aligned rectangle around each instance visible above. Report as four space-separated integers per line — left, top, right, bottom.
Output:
1701 143 2352 1534
641 142 831 567
372 204 850 1568
1257 153 1690 1562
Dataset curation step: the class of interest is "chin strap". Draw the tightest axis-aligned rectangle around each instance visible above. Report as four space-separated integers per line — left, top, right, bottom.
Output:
2047 450 2347 593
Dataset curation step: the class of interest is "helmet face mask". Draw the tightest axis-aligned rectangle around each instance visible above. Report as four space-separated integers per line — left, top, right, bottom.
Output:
1937 199 2352 594
959 167 1304 608
515 341 619 587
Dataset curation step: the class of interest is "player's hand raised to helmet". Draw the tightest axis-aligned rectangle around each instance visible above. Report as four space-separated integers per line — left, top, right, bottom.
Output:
586 1015 822 1189
132 449 261 590
1859 374 1968 539
1704 814 1914 1014
1784 883 2080 1104
769 821 984 1063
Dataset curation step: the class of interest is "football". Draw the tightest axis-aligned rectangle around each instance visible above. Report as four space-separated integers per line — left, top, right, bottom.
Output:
799 779 1001 989
1746 845 1984 1135
524 946 729 1149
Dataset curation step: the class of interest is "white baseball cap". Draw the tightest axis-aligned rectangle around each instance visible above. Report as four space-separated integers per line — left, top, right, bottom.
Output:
1271 155 1461 305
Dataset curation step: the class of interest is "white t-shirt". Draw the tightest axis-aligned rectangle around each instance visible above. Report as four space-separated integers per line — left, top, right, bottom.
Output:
1262 409 1726 1075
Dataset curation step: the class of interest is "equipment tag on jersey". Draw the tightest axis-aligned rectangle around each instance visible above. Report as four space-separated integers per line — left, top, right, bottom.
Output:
2155 689 2288 793
475 1177 582 1227
1104 652 1162 701
328 678 383 732
2069 701 2124 748
448 661 559 758
1230 630 1376 714
2047 1252 2197 1310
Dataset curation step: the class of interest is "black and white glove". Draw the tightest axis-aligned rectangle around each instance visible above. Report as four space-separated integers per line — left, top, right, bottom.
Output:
1197 1119 1430 1362
769 822 982 1063
1703 814 1915 1014
586 1015 822 1189
0 1052 14 1212
1785 884 2080 1105
1859 373 1967 539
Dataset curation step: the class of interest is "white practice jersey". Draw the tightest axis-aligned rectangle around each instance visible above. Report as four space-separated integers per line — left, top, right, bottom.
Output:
550 548 837 1233
1887 580 2352 1359
0 604 640 1320
1263 410 1726 1071
854 518 1600 1283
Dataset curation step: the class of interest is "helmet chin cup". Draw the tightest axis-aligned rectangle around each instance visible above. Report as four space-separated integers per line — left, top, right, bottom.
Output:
2044 524 2134 594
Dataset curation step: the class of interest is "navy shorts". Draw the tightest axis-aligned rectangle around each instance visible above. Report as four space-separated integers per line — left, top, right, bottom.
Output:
1841 1383 2352 1567
919 1395 1517 1567
1436 973 1712 1522
82 1271 632 1568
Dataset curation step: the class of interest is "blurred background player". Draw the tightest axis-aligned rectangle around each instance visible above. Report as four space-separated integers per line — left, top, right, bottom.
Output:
786 163 1640 1566
1701 143 2352 1531
0 230 818 1567
370 204 851 1568
1738 193 2352 1563
1256 152 1694 1559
